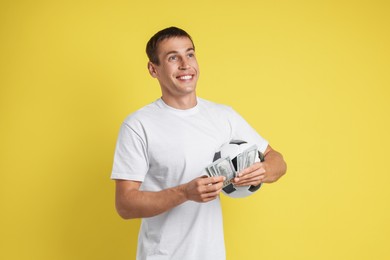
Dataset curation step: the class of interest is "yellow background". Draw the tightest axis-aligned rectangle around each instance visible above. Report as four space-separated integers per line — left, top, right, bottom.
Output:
1 0 389 259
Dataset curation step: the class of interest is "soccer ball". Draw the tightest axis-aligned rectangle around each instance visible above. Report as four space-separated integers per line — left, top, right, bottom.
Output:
213 140 264 198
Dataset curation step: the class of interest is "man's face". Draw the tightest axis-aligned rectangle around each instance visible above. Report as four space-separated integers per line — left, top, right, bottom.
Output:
148 37 199 100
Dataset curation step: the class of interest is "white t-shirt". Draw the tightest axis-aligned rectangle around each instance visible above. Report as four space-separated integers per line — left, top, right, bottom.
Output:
111 97 268 260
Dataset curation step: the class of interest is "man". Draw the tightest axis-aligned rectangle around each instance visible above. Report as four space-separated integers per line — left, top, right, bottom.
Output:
111 27 287 260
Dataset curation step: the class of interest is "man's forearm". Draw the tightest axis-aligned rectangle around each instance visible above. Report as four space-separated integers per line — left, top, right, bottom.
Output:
115 176 225 219
263 147 287 183
116 184 188 219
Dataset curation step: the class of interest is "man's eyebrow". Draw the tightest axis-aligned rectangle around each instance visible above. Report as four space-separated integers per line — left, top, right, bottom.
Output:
165 50 179 57
164 48 195 56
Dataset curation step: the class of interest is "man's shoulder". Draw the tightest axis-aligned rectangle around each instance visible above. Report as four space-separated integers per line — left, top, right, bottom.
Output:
122 99 161 125
198 97 235 114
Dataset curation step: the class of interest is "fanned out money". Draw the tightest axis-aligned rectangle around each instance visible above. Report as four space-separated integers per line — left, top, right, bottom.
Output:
205 145 258 188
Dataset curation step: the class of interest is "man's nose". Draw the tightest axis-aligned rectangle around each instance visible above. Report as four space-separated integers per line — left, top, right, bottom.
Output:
179 57 190 69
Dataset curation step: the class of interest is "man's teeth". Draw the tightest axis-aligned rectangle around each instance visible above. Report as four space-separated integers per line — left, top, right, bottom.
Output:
178 75 192 80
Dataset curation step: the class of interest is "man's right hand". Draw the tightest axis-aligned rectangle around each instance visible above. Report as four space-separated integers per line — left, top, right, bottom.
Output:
183 176 225 203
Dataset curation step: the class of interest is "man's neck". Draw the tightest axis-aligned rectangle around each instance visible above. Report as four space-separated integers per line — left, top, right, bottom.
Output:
161 94 197 110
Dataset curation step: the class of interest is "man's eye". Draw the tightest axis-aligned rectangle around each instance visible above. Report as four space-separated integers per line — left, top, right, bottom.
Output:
188 53 195 58
168 56 177 61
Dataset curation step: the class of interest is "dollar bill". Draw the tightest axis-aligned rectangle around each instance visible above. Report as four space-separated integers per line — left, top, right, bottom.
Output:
215 157 236 187
237 152 244 172
205 145 259 186
243 145 258 169
207 163 218 177
206 157 236 187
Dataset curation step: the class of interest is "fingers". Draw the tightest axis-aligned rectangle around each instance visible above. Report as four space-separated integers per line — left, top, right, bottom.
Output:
238 162 264 176
234 176 263 186
202 175 225 184
187 176 225 202
200 187 223 202
201 176 225 192
233 162 265 186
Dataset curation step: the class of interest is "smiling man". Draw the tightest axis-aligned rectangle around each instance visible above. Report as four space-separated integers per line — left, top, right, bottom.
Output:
111 27 287 260
147 36 199 108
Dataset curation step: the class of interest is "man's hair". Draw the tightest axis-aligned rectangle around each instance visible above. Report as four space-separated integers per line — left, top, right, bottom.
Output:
146 26 195 65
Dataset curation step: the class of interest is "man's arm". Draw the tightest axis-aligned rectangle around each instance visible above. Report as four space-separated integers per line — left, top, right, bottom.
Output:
233 145 287 186
115 176 225 219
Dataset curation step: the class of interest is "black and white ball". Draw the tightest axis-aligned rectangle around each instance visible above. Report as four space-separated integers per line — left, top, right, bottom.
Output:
213 140 264 198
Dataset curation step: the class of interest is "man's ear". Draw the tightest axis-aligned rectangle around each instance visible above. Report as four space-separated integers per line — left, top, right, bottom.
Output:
147 61 158 78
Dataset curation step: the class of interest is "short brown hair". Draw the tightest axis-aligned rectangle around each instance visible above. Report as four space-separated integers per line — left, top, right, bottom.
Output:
146 27 195 65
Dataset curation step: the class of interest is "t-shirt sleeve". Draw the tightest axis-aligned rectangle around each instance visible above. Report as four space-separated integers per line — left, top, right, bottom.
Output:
111 122 149 181
228 107 269 153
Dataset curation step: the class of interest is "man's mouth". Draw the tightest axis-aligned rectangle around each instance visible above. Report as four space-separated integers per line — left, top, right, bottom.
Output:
176 75 193 80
